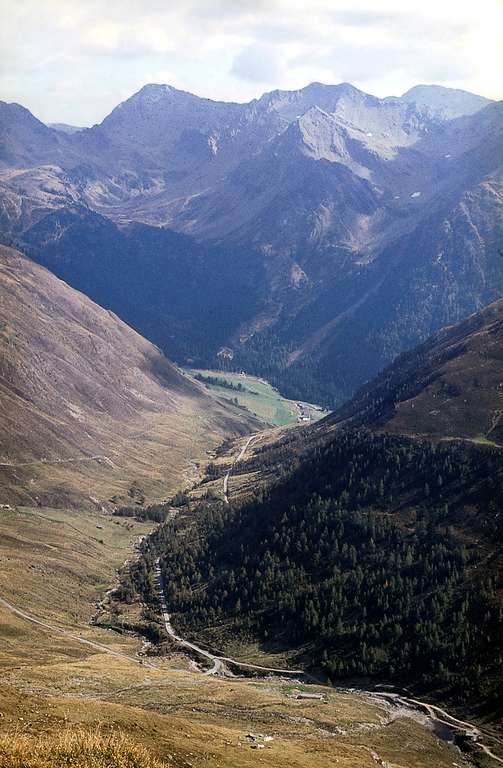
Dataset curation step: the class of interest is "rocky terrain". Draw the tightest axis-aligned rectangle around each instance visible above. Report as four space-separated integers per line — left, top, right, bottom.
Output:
1 81 502 406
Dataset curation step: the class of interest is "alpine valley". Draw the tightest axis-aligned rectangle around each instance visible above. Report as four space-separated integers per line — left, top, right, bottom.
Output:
1 77 503 768
1 81 502 405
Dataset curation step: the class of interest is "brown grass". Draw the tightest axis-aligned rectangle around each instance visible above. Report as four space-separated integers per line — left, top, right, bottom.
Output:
0 245 256 509
0 728 170 767
0 505 471 768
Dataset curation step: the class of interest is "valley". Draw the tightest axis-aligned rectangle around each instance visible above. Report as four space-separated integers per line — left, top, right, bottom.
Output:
2 81 502 408
0 299 501 765
0 43 502 768
0 483 491 768
186 369 329 427
1 418 501 767
0 245 258 508
0 265 501 768
111 300 503 764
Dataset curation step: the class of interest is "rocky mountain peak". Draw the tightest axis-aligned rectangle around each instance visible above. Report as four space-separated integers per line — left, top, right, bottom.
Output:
401 84 492 119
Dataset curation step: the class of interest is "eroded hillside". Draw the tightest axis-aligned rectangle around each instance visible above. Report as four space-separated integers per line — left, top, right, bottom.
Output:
0 245 256 506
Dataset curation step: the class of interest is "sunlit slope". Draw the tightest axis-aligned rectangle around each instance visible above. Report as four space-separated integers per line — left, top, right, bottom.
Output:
0 246 255 506
0 506 465 768
329 297 503 445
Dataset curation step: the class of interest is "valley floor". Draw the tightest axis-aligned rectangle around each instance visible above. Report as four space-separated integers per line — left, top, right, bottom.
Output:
0 442 498 767
185 369 330 427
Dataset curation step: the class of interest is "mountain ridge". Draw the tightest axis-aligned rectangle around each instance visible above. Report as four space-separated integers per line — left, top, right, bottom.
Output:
125 302 503 716
328 296 503 445
1 81 502 407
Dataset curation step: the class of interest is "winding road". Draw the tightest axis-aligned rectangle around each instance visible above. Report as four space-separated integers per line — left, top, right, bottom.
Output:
155 558 303 677
156 430 503 764
0 594 158 670
2 430 502 764
155 430 305 677
370 691 503 764
3 585 502 764
155 560 503 763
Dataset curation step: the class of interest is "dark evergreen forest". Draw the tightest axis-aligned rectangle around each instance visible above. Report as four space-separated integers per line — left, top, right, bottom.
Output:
122 428 503 706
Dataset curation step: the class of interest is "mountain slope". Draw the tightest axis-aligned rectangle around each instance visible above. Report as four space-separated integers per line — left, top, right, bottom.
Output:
278 163 503 404
1 83 502 407
127 306 503 716
20 205 265 363
401 84 491 119
329 297 503 445
0 102 71 167
0 245 255 506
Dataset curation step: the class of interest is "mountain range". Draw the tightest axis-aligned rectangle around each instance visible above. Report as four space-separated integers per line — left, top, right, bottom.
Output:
1 81 502 406
1 77 503 767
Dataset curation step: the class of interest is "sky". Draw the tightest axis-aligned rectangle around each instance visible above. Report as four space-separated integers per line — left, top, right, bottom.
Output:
1 0 502 126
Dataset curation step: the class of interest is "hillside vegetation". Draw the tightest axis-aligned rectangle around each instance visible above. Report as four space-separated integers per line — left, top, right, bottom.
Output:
0 504 463 768
330 297 503 445
123 305 503 715
0 245 255 506
0 729 169 768
2 83 502 407
135 430 503 705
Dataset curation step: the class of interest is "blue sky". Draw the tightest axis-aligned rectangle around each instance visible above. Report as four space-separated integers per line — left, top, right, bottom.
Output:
1 0 502 125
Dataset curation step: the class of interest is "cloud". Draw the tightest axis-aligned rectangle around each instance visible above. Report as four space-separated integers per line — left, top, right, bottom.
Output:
83 21 174 56
0 0 501 124
290 30 473 86
230 44 282 83
333 10 397 27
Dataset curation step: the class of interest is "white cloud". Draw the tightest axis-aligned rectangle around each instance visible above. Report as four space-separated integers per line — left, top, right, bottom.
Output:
230 44 283 83
0 0 501 124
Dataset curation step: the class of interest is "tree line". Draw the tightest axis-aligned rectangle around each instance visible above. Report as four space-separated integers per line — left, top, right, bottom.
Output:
120 428 503 706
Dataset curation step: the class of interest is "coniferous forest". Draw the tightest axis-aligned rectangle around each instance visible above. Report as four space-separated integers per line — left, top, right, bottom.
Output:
124 428 503 708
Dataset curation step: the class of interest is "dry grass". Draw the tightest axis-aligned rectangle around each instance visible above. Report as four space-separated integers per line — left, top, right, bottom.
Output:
0 245 256 509
0 728 170 767
0 506 472 768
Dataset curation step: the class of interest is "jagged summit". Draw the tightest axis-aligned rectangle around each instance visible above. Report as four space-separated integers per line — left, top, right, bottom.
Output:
2 80 501 410
253 81 371 121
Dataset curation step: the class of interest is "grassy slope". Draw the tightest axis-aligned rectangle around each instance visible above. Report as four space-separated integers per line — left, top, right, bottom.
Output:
0 729 170 768
187 369 329 426
329 297 503 446
0 246 256 508
0 503 467 768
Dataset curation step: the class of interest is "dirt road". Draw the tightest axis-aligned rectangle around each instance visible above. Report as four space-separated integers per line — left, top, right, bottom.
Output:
0 454 112 468
222 433 257 503
0 594 157 669
154 559 303 677
370 690 503 765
